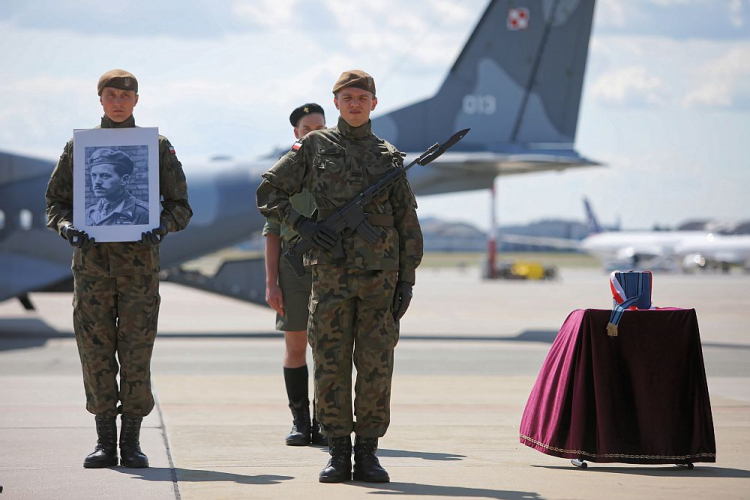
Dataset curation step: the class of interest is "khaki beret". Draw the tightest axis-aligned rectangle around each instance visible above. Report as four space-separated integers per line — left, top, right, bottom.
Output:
332 70 376 96
97 69 138 96
89 148 135 176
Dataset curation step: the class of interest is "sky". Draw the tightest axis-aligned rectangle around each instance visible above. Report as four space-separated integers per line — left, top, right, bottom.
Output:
1 0 749 231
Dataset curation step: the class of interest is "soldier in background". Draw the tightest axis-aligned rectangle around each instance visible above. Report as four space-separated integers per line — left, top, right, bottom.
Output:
45 69 192 469
263 103 327 446
85 148 149 226
257 70 423 483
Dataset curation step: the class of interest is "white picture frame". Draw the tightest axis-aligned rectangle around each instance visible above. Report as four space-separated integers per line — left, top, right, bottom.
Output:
73 127 160 243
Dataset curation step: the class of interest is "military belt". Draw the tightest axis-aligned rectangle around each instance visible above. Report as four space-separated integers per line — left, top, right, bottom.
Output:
317 209 394 227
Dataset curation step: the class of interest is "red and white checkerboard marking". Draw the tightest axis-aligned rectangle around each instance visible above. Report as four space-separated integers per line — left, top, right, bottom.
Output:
507 7 530 30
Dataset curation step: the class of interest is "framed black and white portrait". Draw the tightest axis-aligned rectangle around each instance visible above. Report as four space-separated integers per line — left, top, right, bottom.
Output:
73 127 159 242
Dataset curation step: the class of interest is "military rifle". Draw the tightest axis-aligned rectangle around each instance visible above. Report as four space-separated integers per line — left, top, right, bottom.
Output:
284 128 470 278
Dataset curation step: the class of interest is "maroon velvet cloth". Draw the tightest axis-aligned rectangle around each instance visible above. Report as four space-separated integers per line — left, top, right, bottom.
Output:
520 308 716 464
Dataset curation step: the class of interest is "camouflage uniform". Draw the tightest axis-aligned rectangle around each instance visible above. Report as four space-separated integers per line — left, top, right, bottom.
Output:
45 114 192 419
263 190 316 331
257 116 423 438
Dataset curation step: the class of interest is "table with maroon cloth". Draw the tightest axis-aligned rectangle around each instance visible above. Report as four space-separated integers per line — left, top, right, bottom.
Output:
519 308 716 465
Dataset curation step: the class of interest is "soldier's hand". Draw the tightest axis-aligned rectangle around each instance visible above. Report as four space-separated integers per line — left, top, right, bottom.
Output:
62 225 95 249
392 281 413 321
266 283 285 316
141 222 168 246
295 218 338 251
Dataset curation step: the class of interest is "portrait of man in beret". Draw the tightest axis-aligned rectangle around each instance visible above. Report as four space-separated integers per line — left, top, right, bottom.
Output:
85 147 149 226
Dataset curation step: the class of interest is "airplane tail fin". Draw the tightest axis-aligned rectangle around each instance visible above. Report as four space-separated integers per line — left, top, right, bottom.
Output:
0 150 56 185
373 0 596 153
583 197 603 235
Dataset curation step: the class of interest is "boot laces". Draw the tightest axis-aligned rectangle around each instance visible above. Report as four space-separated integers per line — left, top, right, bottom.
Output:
95 417 116 448
355 438 378 456
329 437 352 456
120 418 142 448
289 401 310 427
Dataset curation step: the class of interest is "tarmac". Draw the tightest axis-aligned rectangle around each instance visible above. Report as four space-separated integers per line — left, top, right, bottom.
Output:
1 266 749 499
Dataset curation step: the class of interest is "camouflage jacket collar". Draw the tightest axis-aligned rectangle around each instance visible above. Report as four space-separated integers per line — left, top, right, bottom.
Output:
337 117 372 141
100 115 135 129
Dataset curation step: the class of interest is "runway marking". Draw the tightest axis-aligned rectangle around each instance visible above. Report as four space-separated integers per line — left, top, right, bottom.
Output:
154 386 181 500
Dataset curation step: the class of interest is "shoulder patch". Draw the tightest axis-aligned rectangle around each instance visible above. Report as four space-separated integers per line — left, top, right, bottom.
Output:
169 145 175 154
291 141 302 152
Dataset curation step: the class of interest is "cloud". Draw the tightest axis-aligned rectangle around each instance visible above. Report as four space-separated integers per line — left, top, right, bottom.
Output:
683 44 750 108
0 76 96 155
586 34 750 110
0 0 245 38
595 0 629 29
730 0 746 27
0 0 487 43
431 1 475 23
318 0 482 70
590 66 669 107
682 81 734 107
231 0 297 27
594 0 750 40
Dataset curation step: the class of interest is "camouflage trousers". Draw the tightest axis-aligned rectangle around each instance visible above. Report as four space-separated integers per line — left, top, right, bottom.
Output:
308 265 399 438
72 272 161 418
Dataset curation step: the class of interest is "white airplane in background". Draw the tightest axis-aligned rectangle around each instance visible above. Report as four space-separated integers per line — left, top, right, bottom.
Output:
676 234 750 272
502 199 750 272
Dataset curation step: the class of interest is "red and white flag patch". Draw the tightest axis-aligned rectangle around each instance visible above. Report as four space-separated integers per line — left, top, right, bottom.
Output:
169 145 175 154
507 7 530 30
291 141 302 152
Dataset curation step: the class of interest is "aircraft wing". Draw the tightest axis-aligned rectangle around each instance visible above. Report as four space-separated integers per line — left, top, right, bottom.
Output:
0 150 75 305
0 252 73 303
407 151 600 196
0 150 55 185
429 151 600 175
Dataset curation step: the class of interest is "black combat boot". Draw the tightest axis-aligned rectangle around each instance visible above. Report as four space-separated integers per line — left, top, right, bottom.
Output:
353 436 390 483
83 415 118 468
286 398 312 446
319 436 352 483
119 415 149 468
